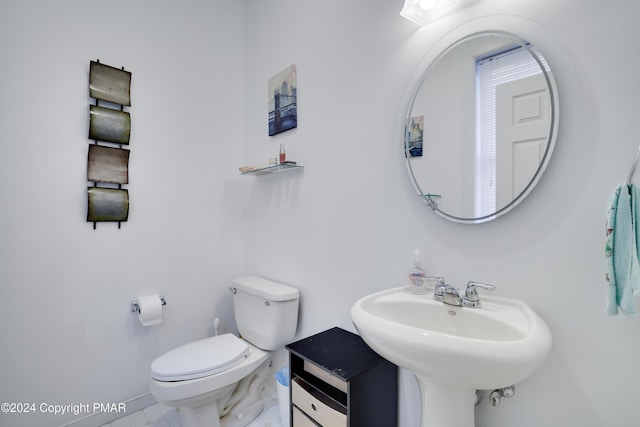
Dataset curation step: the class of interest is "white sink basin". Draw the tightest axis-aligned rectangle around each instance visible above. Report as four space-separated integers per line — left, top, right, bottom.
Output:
351 286 551 427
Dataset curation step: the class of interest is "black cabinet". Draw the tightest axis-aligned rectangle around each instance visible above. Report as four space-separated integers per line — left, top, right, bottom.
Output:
285 327 398 427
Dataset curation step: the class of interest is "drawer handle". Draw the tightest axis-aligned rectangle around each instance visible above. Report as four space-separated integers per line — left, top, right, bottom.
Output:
311 403 317 411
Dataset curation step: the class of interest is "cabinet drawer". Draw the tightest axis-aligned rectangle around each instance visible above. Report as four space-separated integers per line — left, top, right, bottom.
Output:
293 406 318 426
304 360 347 393
292 377 347 427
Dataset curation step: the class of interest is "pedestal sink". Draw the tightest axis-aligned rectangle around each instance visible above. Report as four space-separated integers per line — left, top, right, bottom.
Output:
351 286 551 427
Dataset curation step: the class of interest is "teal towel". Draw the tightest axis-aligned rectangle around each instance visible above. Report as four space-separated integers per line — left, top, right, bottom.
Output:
605 183 640 315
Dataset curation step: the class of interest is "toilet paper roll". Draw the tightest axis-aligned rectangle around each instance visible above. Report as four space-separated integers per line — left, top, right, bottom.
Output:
137 295 163 326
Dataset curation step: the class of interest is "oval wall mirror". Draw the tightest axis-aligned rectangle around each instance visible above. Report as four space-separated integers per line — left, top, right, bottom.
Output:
405 30 559 224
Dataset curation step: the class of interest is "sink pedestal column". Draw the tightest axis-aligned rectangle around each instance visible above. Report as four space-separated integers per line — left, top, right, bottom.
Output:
415 375 476 427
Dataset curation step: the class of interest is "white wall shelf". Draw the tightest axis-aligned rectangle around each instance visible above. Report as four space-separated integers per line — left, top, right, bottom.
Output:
240 164 304 176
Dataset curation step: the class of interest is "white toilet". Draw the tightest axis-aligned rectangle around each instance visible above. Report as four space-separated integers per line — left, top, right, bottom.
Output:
149 276 299 427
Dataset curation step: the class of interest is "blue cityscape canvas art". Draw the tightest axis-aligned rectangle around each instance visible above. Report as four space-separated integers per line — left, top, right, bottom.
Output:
268 64 297 136
406 115 424 157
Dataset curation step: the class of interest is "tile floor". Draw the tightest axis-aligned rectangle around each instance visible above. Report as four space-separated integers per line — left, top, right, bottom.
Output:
101 384 284 427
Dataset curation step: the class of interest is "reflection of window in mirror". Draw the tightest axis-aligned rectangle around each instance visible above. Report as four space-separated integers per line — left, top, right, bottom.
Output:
474 44 550 217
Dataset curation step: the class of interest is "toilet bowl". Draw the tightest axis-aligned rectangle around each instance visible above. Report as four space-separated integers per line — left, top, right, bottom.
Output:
150 335 270 427
149 276 299 427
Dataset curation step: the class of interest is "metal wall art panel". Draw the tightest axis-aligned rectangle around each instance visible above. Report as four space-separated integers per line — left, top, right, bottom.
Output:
87 187 129 222
89 61 132 106
89 105 131 144
87 144 130 184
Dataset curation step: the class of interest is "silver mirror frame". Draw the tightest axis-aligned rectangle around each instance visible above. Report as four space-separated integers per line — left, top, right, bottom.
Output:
404 28 560 224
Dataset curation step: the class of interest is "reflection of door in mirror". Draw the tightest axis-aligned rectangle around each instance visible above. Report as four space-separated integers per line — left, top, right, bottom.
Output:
496 74 550 211
474 43 551 218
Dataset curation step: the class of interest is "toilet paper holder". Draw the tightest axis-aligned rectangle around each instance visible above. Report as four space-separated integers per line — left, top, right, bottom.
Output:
130 296 166 313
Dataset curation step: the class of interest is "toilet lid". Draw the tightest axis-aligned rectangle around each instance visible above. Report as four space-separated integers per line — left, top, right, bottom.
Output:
151 333 249 381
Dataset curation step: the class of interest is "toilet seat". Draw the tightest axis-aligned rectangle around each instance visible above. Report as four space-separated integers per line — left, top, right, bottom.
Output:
151 333 250 381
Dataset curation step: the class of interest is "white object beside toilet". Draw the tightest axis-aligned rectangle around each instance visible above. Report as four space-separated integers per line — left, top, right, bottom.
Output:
149 276 299 427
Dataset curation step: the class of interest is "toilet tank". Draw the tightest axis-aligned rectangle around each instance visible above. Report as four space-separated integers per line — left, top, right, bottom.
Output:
232 276 299 351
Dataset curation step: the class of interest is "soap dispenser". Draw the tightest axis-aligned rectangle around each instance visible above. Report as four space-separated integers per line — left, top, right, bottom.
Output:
408 249 427 294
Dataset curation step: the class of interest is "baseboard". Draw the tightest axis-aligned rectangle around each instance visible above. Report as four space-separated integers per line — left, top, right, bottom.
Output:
58 393 157 427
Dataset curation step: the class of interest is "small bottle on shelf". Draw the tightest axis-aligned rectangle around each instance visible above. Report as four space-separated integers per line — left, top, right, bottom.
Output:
279 143 286 165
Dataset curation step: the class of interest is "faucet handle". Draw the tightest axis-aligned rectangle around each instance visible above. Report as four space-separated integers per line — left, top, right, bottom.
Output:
432 276 446 288
432 277 449 302
463 281 495 307
432 277 447 295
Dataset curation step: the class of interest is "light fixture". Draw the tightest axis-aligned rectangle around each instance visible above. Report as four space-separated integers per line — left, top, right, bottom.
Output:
419 0 438 10
400 0 465 26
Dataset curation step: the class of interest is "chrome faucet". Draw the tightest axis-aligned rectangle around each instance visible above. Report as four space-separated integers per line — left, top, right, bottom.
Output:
462 281 495 307
434 281 463 306
433 280 495 308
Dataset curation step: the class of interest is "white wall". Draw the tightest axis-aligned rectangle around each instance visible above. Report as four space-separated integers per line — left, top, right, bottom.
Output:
0 1 246 426
243 0 640 426
410 36 482 217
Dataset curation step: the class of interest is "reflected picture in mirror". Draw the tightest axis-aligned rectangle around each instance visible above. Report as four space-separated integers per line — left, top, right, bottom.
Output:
406 115 424 157
405 31 558 224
